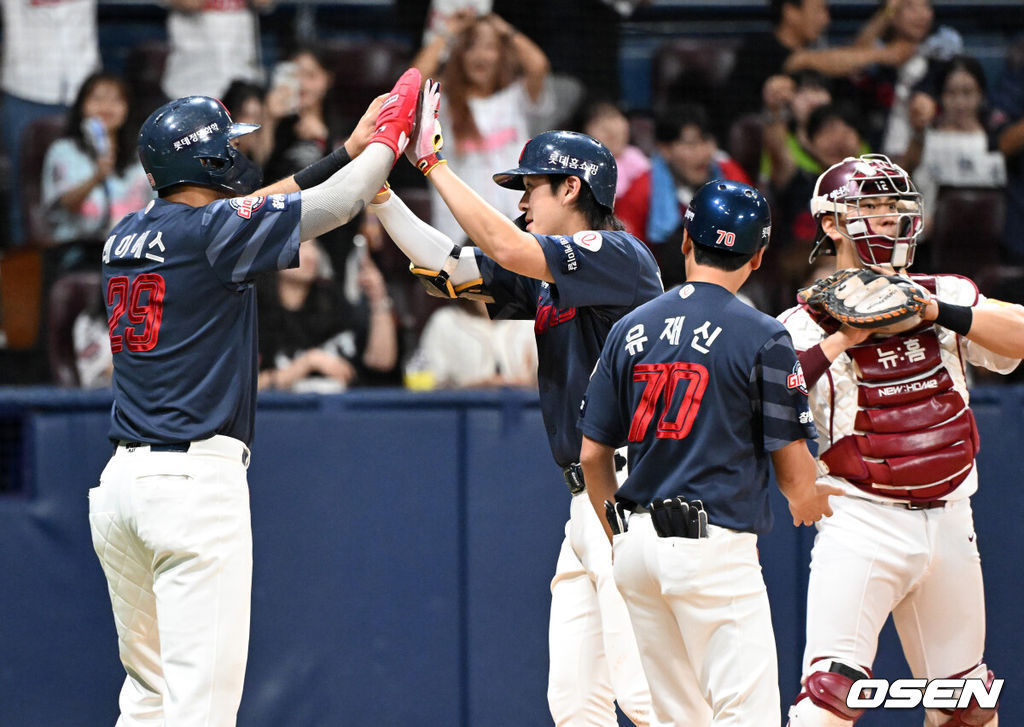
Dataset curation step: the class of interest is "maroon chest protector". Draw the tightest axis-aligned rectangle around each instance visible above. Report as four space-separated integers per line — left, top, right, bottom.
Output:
809 276 979 501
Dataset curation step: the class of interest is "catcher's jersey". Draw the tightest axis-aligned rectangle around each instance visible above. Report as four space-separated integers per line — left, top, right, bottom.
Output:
779 273 1021 502
477 229 662 468
103 193 302 446
581 282 817 534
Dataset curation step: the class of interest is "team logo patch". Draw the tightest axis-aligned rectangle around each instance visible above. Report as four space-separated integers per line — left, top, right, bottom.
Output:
787 361 807 394
229 196 266 219
573 230 603 252
679 284 695 299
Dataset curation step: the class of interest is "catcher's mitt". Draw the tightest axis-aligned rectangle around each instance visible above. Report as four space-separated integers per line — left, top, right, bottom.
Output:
798 268 930 330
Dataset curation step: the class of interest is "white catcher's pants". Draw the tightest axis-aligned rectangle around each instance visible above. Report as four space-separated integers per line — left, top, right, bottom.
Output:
613 513 781 727
548 491 652 726
89 436 253 727
797 495 989 727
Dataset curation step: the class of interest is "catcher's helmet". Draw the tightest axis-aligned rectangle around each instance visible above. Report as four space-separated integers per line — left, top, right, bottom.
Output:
684 180 772 255
492 130 617 211
138 96 262 195
810 153 923 268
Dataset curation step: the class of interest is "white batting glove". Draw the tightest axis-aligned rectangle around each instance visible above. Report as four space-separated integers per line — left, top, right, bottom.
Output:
406 78 446 176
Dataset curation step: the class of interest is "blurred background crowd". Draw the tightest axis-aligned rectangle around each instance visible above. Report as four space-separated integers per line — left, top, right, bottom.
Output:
1 0 1022 390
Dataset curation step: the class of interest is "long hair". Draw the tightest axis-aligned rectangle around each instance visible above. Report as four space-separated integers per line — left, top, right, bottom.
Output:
441 18 518 147
548 174 625 231
65 71 137 175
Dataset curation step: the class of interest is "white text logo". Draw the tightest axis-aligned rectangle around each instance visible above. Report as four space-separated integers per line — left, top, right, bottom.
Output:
847 678 1003 710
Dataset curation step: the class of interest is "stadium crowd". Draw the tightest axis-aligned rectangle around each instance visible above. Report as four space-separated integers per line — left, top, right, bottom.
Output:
1 0 1022 387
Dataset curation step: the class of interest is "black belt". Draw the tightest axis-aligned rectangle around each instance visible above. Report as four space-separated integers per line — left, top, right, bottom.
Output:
899 499 947 510
115 441 190 453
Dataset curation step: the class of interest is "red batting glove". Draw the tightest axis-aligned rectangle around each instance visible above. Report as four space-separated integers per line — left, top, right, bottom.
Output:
369 68 422 163
406 78 446 176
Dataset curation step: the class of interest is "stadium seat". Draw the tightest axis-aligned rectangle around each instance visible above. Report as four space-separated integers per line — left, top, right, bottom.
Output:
926 186 1005 280
19 113 67 247
46 270 103 386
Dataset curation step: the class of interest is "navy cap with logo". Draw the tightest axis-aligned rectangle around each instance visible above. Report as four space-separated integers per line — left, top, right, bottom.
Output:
493 130 618 211
684 180 771 255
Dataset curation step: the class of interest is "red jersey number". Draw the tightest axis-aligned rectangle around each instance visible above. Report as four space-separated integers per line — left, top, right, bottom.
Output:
628 362 709 441
107 273 166 353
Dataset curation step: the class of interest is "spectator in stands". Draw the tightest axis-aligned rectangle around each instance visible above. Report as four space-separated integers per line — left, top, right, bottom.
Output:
616 106 751 286
580 101 650 204
262 46 345 183
257 239 399 392
723 0 915 140
1 0 100 246
221 79 272 167
412 299 537 389
906 55 1006 225
994 33 1024 263
40 71 153 246
162 0 270 101
73 288 113 389
871 0 963 159
412 9 555 243
765 102 870 311
761 69 834 189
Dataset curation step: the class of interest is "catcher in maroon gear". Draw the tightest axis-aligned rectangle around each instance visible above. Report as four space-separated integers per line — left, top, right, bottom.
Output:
778 154 1024 727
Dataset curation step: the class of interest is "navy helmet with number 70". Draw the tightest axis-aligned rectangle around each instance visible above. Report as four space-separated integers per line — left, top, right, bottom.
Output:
138 95 262 195
684 179 772 255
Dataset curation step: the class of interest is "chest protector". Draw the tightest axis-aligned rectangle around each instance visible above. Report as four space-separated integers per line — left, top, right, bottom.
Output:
812 277 979 501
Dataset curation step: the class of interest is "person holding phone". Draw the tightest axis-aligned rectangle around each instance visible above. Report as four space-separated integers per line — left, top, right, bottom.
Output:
41 70 153 245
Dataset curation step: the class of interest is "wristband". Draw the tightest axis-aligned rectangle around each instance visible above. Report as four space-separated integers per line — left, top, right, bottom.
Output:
933 300 972 336
294 146 352 190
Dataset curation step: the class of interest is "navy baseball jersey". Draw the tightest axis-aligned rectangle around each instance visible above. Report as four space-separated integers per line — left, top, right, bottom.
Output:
580 282 816 533
102 193 302 446
476 229 663 468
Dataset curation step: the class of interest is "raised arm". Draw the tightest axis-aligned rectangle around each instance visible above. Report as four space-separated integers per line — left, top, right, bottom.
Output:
254 93 386 198
405 78 553 281
922 297 1024 360
292 69 420 241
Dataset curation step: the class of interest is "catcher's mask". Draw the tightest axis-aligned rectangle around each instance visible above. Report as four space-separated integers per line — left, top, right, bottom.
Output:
809 154 923 269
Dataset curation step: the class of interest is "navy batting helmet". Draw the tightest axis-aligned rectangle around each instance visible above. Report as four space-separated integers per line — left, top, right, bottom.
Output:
684 180 772 255
492 130 617 210
138 96 262 195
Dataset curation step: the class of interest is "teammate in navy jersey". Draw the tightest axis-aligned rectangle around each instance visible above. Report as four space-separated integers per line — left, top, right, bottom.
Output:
372 78 658 725
579 180 841 726
88 70 421 727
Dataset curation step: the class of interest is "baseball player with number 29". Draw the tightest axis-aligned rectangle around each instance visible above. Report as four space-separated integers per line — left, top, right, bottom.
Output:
88 69 422 726
371 78 659 725
779 154 1024 726
579 180 840 726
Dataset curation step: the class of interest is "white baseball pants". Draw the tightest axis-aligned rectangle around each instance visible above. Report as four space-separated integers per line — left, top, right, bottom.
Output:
613 513 781 727
89 436 253 727
548 491 651 726
798 495 988 726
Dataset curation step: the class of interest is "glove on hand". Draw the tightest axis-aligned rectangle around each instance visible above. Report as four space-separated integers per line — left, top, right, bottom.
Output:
406 78 446 176
799 268 929 330
369 68 422 162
